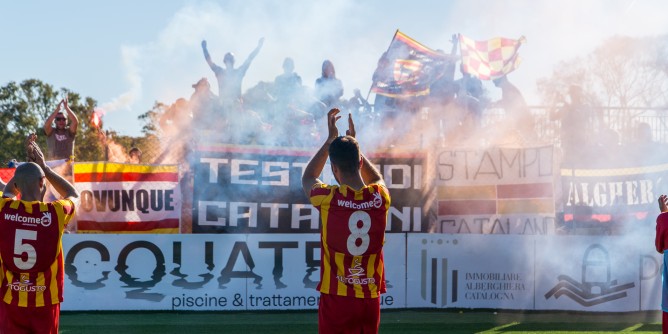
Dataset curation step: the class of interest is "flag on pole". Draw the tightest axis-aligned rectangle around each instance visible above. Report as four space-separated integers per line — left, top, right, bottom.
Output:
371 30 451 98
459 35 526 80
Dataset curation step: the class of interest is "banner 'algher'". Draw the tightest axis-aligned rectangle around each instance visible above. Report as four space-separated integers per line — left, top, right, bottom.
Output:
73 162 182 233
459 34 526 80
371 30 450 98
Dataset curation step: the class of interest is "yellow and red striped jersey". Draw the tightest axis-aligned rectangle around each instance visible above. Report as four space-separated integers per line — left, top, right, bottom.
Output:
309 183 391 298
0 198 76 307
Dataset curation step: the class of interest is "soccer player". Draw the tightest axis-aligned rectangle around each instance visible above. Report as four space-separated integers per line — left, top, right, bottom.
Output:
0 134 79 334
302 108 391 334
656 194 668 334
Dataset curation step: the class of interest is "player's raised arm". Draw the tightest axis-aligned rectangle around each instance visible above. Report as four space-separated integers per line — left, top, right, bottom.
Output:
26 134 79 201
660 195 668 213
302 108 341 197
345 112 384 187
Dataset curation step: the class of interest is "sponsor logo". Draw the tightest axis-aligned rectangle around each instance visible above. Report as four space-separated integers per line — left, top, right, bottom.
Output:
4 211 52 227
337 258 376 285
544 244 635 306
7 274 47 293
337 192 383 211
419 239 457 307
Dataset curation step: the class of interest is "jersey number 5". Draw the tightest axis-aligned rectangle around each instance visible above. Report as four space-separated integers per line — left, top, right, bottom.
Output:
347 211 371 256
14 229 37 270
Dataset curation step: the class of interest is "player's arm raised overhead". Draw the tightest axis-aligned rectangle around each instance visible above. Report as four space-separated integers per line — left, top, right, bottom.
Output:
345 112 384 187
27 133 79 201
302 108 341 197
360 153 384 187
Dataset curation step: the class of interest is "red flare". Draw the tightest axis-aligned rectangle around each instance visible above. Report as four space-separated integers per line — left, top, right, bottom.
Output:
91 111 101 129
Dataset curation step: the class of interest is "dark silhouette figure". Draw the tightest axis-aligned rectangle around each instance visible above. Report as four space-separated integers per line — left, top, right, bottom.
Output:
201 38 264 107
314 60 344 112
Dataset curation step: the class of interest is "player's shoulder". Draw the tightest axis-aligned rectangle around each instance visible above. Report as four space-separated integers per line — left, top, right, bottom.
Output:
310 182 336 196
658 212 668 223
367 182 390 196
50 198 77 212
0 196 14 205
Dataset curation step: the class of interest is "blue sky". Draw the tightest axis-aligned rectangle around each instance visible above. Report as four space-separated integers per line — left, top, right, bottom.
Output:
1 0 665 136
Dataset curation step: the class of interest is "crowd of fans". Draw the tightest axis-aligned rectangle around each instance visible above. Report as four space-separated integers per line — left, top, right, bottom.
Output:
17 36 661 169
152 36 545 151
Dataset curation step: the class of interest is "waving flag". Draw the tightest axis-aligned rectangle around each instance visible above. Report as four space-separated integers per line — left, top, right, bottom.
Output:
73 162 181 233
371 30 452 98
459 35 526 80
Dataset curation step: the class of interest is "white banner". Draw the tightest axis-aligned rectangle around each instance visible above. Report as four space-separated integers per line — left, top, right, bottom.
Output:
406 234 534 309
61 233 406 311
536 235 642 312
405 233 660 311
61 233 660 311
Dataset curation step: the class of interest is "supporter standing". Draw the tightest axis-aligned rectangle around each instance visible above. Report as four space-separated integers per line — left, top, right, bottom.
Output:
0 134 79 334
274 57 303 106
44 97 78 161
128 147 142 164
302 108 390 334
492 74 530 123
314 60 344 112
201 38 264 108
551 85 597 165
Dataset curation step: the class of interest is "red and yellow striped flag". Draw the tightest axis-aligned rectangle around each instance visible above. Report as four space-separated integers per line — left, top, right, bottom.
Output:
73 162 181 233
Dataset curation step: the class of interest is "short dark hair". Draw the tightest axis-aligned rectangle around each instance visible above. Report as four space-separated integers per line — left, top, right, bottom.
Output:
129 147 142 156
328 136 360 174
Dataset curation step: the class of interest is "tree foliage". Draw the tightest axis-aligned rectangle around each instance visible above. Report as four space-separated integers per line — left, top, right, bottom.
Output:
537 35 668 109
0 79 61 164
0 79 157 165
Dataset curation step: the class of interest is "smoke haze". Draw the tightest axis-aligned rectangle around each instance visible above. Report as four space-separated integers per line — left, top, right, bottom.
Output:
93 0 666 136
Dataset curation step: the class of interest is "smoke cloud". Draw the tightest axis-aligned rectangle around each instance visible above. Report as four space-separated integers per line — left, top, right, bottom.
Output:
75 1 668 302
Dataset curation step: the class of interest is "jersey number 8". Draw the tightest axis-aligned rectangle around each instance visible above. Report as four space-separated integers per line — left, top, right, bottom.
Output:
347 210 371 256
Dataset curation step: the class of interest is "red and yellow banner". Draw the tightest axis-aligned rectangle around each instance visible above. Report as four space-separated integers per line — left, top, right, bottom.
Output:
73 162 181 233
435 146 556 234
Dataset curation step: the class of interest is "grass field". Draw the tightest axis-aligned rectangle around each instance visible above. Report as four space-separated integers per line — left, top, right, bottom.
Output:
59 309 663 333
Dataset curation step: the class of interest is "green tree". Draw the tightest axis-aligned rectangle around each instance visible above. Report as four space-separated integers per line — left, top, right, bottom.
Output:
0 79 171 166
537 35 668 140
135 101 167 163
0 79 111 164
0 79 61 164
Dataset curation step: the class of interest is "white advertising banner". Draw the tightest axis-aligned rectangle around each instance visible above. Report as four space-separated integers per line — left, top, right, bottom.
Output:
534 235 646 312
60 233 660 311
404 233 660 311
640 251 663 311
61 233 406 311
406 234 535 309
